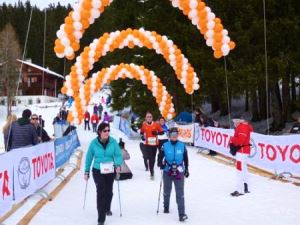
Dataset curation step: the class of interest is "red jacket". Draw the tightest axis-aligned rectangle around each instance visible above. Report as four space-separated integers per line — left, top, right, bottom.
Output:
231 122 253 154
140 121 163 146
84 112 90 121
91 114 99 124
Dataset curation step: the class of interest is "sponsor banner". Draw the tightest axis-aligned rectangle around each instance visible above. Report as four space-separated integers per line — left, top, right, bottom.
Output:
194 125 300 176
113 116 121 129
0 152 14 217
174 123 195 143
55 130 80 168
13 142 56 203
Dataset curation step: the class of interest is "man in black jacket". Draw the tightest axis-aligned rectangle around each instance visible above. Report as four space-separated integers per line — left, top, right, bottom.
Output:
8 109 38 151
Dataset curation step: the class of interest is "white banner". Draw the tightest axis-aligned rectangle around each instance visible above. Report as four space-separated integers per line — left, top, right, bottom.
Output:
0 152 14 217
175 123 195 143
13 142 56 203
194 125 300 176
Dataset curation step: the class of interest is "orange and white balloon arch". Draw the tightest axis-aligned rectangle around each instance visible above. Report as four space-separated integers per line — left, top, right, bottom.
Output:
60 28 200 97
67 63 176 124
54 0 235 59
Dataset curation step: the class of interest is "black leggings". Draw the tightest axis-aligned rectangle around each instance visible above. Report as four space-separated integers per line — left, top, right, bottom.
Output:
143 145 158 176
92 169 115 223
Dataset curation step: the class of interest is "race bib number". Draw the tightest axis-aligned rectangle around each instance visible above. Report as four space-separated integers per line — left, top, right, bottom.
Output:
85 118 89 121
147 137 157 146
92 120 96 123
100 162 114 174
177 166 184 173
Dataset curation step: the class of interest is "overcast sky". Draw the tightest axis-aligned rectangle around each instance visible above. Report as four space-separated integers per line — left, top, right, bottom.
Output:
1 0 75 9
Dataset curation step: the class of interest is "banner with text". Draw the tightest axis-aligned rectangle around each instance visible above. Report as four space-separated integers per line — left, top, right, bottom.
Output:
13 142 56 203
0 152 14 217
194 125 300 176
55 130 80 168
175 123 195 143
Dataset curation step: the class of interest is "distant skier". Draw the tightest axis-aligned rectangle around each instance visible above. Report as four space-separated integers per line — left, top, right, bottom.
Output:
140 112 163 179
98 103 103 117
93 104 99 116
158 117 169 152
230 116 253 197
103 112 111 123
157 127 189 222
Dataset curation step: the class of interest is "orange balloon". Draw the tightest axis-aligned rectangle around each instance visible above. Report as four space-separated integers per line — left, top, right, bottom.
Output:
229 41 236 50
214 50 223 59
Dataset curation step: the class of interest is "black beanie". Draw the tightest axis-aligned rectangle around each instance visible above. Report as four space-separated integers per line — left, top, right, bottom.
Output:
22 109 32 119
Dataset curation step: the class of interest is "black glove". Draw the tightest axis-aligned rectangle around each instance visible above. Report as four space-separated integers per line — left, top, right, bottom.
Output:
141 135 145 141
184 169 189 178
157 161 165 170
152 130 158 135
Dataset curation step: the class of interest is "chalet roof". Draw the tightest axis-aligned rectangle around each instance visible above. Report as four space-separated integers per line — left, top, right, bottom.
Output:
17 59 64 79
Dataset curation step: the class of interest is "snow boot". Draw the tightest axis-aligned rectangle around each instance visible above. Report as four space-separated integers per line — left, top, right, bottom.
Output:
106 210 112 216
98 222 104 225
163 207 169 213
230 191 244 197
244 183 250 193
179 214 188 222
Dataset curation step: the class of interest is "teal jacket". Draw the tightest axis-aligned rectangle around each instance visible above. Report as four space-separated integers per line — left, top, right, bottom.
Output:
85 136 123 173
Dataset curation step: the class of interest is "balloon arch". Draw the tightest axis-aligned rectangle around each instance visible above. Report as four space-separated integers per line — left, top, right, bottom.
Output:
54 0 236 124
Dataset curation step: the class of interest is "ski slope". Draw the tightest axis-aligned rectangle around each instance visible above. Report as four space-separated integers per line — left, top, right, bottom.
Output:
25 126 299 225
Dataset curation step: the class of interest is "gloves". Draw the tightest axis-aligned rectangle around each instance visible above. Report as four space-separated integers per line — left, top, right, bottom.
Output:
152 131 158 135
141 135 145 141
184 169 189 178
157 161 165 170
84 172 90 181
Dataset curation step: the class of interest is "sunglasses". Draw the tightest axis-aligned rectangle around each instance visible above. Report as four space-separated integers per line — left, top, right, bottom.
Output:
31 118 38 120
169 132 178 137
102 129 110 133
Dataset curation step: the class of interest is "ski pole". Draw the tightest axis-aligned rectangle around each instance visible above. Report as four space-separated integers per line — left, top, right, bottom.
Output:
156 170 163 214
117 178 122 217
83 179 88 210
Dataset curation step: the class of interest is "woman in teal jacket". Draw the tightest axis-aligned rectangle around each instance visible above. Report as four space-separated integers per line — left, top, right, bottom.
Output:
84 122 123 225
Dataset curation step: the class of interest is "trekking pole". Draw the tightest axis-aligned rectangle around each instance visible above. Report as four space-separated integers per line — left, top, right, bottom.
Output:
156 170 163 214
117 177 123 217
83 179 88 210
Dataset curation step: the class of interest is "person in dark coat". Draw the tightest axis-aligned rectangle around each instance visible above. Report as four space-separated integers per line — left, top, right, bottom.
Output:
8 109 38 151
31 114 51 142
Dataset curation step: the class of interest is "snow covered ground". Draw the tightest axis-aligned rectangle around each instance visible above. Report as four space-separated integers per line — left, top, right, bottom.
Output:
1 94 300 225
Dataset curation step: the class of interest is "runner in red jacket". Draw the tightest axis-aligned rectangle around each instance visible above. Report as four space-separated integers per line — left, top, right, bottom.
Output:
91 113 99 133
140 112 163 179
84 111 90 131
230 117 253 196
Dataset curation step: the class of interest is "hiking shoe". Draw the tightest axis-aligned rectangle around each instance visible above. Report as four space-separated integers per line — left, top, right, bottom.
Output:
230 191 244 197
163 207 169 213
106 211 112 216
244 183 250 193
179 214 188 222
98 222 104 225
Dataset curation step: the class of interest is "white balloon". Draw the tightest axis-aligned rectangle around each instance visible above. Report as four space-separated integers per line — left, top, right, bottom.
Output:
91 9 100 19
171 0 179 8
206 30 214 39
222 36 230 44
74 118 79 125
67 89 74 96
206 38 213 47
167 114 173 120
92 0 101 9
61 37 70 46
74 31 83 39
222 29 229 36
169 54 176 61
65 75 71 81
207 21 215 30
207 12 216 21
89 17 95 24
222 44 230 56
170 108 175 113
73 21 82 31
188 9 198 20
56 53 64 58
56 30 64 39
191 17 199 26
189 0 198 9
64 46 74 56
205 7 211 14
193 83 200 90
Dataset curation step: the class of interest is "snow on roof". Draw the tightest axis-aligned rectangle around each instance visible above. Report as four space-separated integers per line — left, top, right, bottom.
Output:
17 59 64 79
